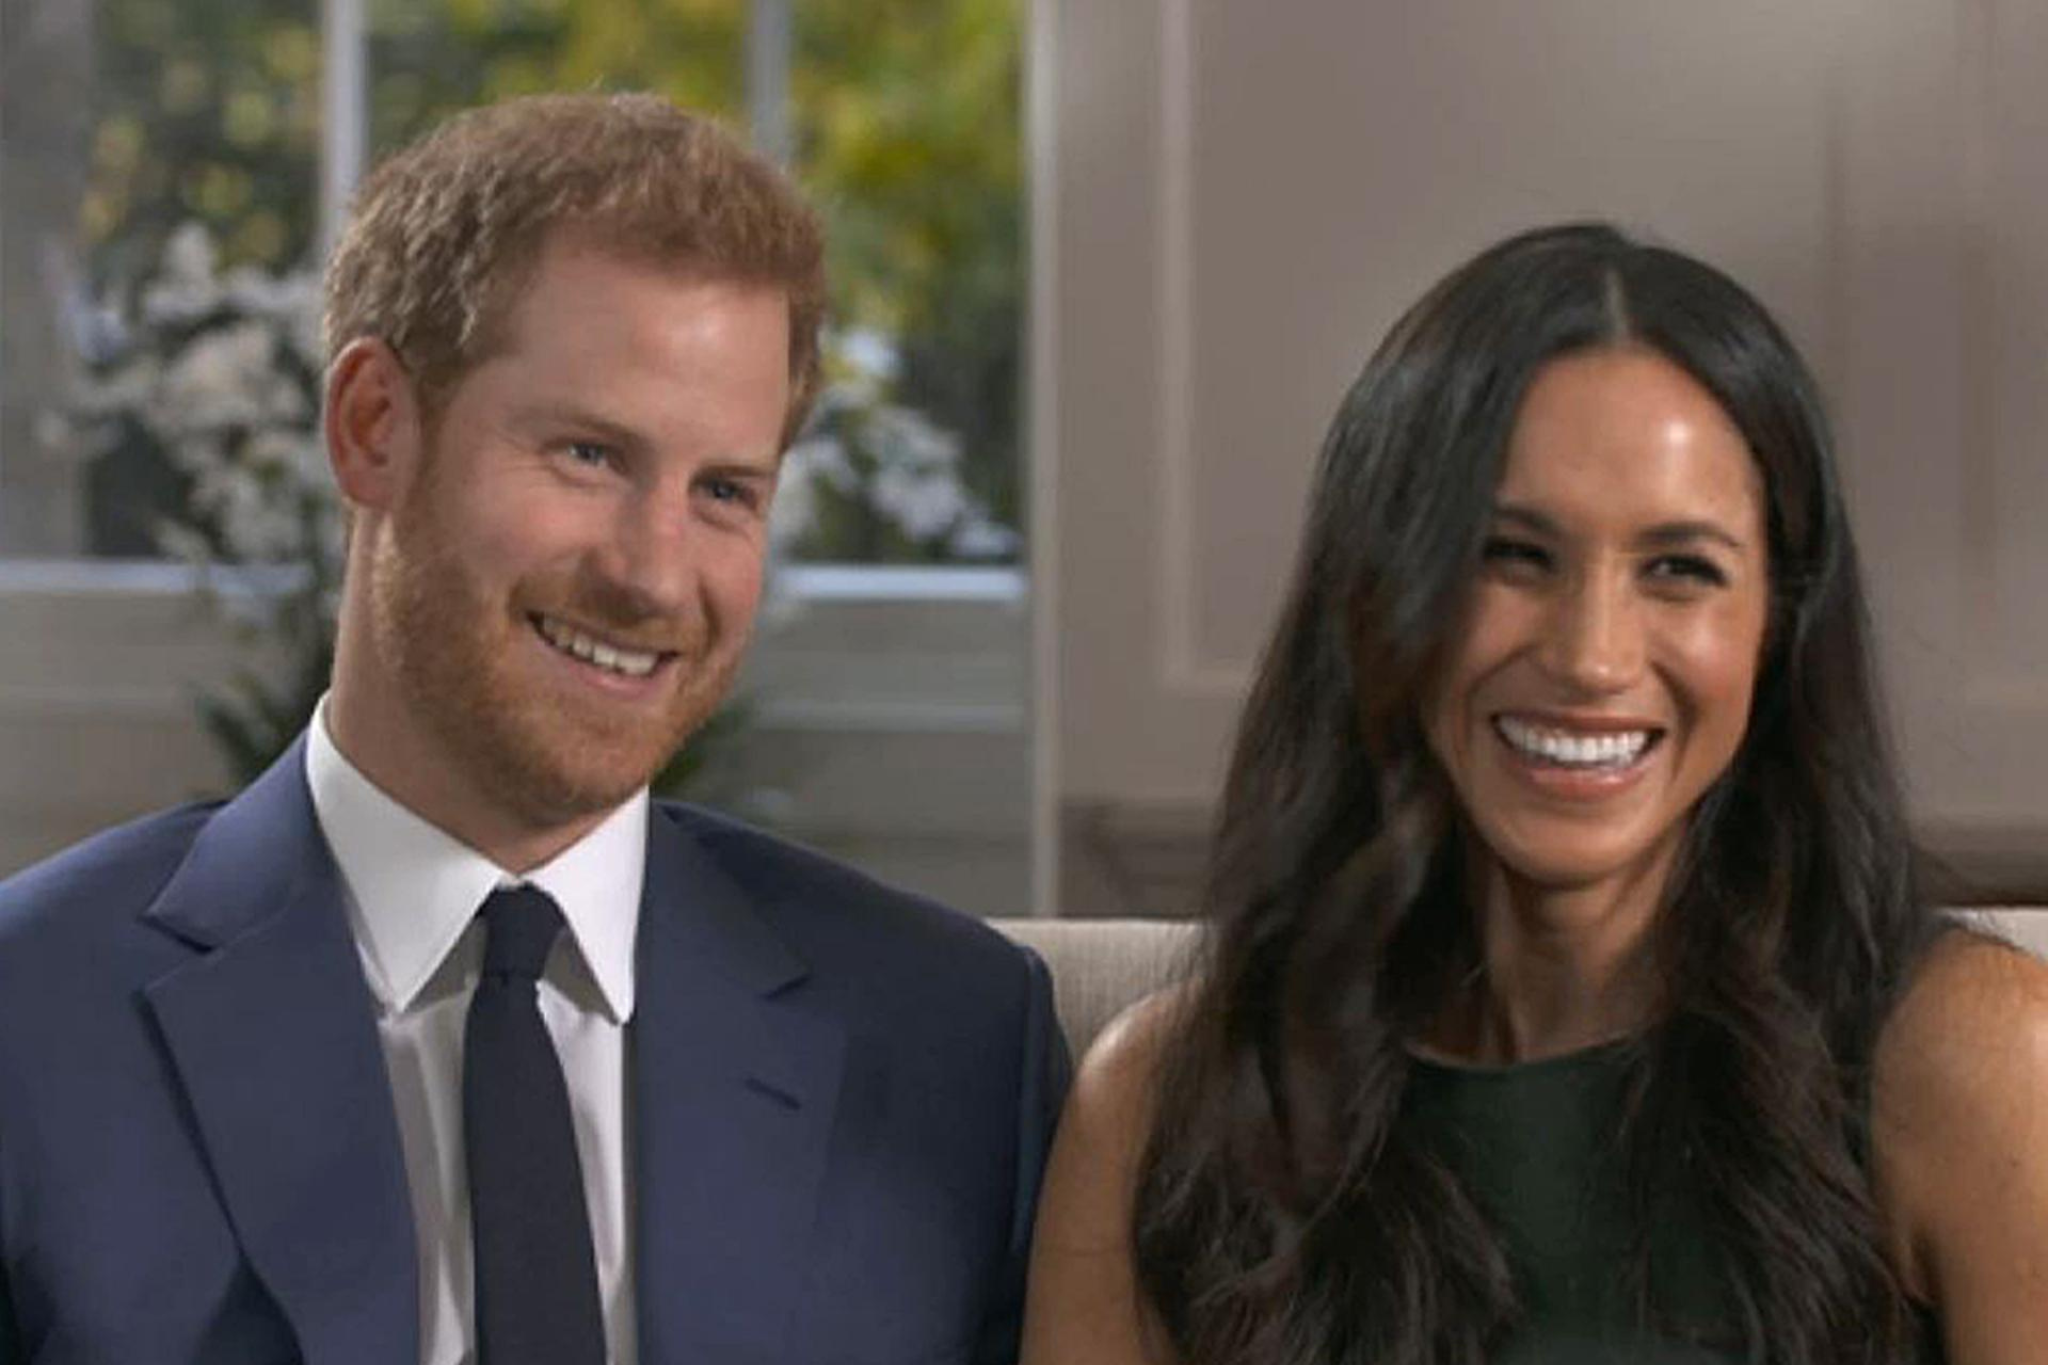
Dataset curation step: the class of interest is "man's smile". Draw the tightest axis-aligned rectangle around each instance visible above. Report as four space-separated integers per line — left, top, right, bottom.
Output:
529 612 676 680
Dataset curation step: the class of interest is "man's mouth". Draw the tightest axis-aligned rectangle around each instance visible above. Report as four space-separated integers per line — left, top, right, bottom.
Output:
530 613 673 679
1492 714 1664 771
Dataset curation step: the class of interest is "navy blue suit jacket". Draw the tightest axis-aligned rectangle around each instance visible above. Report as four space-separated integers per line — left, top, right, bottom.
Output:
0 739 1069 1363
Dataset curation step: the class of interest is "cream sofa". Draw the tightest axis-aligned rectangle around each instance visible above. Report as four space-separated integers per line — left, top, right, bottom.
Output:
992 910 2048 1060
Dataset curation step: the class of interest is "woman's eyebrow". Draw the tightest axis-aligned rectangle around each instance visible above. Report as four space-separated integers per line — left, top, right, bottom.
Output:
1489 503 1559 535
1491 503 1747 552
1636 520 1746 551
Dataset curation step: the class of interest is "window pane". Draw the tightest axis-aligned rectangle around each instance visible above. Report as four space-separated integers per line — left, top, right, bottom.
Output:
783 0 1024 566
0 0 324 560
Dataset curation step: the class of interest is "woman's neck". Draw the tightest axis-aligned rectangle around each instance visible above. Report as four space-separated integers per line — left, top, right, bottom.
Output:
1423 854 1673 1065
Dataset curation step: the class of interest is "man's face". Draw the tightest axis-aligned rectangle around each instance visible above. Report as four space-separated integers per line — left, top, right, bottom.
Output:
361 237 790 840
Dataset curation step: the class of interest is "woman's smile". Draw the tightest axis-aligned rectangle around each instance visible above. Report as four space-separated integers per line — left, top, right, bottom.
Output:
1490 711 1666 796
1424 347 1770 894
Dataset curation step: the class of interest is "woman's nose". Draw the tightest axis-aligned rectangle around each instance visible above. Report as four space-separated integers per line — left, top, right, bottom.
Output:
1539 574 1645 694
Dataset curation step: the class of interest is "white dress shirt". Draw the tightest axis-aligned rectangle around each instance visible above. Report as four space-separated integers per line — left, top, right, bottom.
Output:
306 701 643 1365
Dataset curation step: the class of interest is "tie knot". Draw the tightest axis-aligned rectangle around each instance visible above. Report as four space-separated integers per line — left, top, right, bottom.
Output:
478 885 565 981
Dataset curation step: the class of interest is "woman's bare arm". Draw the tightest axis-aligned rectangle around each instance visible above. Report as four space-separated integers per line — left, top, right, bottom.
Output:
1873 930 2048 1364
1020 994 1180 1365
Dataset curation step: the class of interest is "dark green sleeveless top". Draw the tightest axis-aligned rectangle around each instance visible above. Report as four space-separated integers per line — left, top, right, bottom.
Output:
1402 1041 1945 1364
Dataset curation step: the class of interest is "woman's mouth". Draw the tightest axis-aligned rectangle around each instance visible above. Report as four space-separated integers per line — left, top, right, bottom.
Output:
1492 714 1664 774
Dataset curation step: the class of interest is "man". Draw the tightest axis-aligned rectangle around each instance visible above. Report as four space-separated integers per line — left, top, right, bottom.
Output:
0 94 1067 1364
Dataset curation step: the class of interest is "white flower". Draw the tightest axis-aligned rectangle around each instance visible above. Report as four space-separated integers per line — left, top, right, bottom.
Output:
870 460 969 541
781 376 1025 554
224 266 323 365
948 516 1021 561
154 521 216 567
864 403 962 474
832 326 902 396
141 223 225 325
767 463 819 553
154 320 280 435
769 438 852 552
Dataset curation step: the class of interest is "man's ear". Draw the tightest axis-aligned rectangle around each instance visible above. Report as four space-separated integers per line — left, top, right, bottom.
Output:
325 337 424 513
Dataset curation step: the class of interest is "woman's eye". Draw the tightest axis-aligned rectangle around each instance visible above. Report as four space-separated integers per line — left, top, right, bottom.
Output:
1481 537 1551 573
1646 554 1728 587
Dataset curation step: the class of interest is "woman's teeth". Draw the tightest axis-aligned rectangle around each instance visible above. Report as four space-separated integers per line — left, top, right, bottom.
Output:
1494 715 1652 769
534 615 661 678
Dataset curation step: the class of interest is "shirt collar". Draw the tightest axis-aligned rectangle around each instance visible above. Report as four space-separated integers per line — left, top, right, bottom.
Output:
305 696 644 1024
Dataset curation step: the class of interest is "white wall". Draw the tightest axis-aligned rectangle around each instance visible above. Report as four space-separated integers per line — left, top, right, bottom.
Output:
1043 0 2048 912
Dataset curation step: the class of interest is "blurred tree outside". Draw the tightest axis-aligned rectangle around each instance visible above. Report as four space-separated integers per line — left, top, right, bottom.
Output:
76 0 323 556
788 0 1024 563
79 0 1024 565
84 0 324 289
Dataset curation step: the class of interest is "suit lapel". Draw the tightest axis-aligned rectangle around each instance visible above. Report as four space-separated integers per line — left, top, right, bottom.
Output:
142 741 418 1365
633 809 846 1360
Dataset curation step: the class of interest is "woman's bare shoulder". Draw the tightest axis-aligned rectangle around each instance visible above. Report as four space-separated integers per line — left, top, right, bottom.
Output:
1064 984 1195 1158
1019 985 1196 1365
1872 927 2048 1353
1877 926 2048 1108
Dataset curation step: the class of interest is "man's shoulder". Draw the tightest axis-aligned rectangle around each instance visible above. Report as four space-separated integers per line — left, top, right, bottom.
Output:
653 799 1036 984
0 800 221 965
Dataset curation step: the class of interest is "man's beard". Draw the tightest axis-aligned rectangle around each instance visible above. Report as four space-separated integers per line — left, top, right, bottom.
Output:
366 494 737 833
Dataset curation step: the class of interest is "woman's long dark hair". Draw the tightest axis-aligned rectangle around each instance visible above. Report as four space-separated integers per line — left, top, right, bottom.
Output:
1132 223 1941 1364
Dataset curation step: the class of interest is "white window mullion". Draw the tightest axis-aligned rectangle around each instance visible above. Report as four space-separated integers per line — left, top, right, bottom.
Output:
747 0 794 166
320 0 368 264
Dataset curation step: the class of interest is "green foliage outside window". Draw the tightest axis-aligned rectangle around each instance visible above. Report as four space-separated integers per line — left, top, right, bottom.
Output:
81 0 1024 566
85 0 322 280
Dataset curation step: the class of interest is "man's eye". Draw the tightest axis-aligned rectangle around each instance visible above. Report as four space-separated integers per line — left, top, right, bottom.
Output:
566 441 612 467
702 477 761 509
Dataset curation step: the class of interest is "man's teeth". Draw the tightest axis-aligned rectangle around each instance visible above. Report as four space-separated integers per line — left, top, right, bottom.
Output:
1495 716 1651 768
535 616 661 678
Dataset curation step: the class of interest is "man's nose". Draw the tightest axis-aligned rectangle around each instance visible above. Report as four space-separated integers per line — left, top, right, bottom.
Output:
591 494 692 617
1538 572 1645 695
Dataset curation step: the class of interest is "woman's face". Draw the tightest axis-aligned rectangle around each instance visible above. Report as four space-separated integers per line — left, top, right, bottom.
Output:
1422 346 1771 897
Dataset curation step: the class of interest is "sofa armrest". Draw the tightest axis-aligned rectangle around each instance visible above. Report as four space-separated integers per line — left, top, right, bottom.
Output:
990 918 1200 1059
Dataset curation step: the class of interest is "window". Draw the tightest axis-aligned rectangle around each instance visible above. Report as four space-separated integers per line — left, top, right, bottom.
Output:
0 0 1024 570
0 0 1032 911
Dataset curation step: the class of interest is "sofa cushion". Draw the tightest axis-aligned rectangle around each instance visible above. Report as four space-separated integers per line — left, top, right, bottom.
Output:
995 918 1198 1058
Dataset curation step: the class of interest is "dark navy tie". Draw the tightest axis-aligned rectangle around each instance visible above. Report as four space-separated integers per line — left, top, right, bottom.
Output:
464 885 607 1365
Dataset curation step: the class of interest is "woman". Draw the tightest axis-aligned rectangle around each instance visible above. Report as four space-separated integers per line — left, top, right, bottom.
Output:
1021 224 2048 1364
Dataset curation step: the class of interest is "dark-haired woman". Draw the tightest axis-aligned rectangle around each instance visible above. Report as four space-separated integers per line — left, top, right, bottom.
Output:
1020 224 2048 1364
